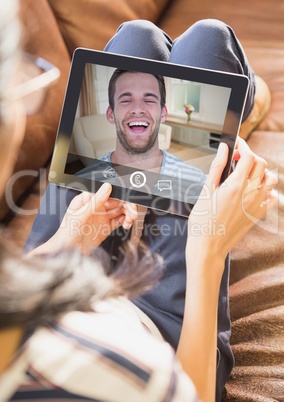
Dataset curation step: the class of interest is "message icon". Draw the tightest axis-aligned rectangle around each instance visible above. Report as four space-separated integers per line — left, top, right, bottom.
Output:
158 179 172 191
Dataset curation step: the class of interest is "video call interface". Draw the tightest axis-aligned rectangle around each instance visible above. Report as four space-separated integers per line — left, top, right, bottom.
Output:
63 62 233 216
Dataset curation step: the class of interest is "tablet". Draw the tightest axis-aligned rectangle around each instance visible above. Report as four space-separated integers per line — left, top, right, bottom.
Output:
49 48 249 217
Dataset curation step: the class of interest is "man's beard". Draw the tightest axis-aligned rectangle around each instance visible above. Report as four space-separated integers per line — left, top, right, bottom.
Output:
115 121 160 155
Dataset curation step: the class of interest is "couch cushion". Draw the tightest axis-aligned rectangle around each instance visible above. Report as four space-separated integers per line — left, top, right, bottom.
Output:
158 0 284 133
48 0 170 54
159 0 284 47
243 46 284 133
230 130 284 285
222 127 284 401
226 129 284 401
0 0 71 221
224 276 284 401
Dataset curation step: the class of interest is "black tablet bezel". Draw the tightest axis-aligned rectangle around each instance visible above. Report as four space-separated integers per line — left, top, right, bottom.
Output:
49 48 249 217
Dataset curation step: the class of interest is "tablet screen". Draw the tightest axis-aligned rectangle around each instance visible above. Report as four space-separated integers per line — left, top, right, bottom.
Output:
49 49 249 216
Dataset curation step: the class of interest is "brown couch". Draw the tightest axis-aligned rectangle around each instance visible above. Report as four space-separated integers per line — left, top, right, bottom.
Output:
1 0 283 400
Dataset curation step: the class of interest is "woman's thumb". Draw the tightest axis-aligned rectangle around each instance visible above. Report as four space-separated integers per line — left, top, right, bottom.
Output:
206 142 229 190
93 182 112 206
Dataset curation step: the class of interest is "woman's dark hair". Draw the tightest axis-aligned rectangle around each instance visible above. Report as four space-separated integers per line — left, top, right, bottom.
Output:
108 69 166 110
0 240 163 330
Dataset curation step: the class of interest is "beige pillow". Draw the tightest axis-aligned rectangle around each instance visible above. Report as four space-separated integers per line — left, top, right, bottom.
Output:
48 0 170 53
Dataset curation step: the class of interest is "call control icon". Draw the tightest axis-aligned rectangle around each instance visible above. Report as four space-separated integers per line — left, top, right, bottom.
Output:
130 171 147 188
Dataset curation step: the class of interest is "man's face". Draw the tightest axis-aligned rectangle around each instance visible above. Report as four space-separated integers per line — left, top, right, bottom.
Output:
106 72 167 154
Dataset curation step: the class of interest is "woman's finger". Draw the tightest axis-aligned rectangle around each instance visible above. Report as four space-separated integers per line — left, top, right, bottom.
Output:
228 139 256 187
248 155 267 186
67 191 93 214
205 142 229 191
122 203 138 230
92 183 112 206
104 198 124 210
264 169 278 188
109 214 128 232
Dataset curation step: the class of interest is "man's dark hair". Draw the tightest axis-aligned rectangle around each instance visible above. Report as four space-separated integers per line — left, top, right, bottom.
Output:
108 69 166 110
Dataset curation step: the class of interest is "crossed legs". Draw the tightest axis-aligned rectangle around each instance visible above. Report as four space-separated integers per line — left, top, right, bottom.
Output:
105 18 255 121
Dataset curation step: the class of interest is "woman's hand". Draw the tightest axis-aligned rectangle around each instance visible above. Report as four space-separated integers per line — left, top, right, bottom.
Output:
178 138 278 402
187 137 278 266
29 183 138 255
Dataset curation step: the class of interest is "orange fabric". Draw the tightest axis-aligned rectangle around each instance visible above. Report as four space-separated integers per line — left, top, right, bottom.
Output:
0 0 71 220
48 0 170 54
159 0 284 134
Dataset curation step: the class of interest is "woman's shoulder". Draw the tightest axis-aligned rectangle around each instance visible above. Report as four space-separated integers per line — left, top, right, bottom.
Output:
22 302 199 402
